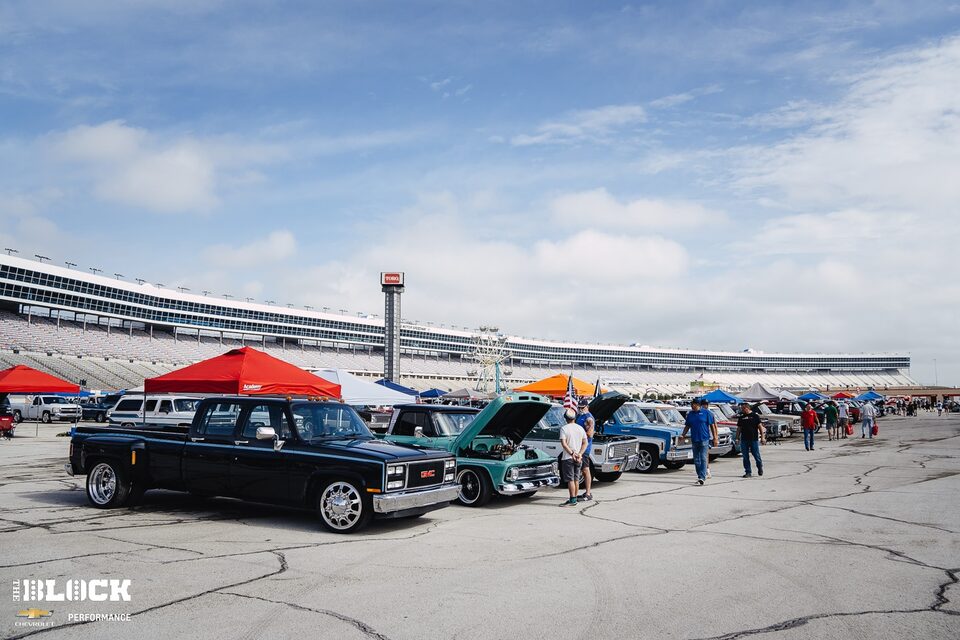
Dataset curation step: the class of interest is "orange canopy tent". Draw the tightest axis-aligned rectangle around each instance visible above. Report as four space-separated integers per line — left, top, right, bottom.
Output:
0 365 79 394
832 391 855 399
515 374 600 399
144 347 341 398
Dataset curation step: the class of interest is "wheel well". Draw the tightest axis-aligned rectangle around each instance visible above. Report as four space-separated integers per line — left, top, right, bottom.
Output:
305 472 367 508
457 465 491 482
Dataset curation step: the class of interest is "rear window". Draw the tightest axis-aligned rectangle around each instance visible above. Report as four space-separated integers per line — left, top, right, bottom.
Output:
114 399 142 412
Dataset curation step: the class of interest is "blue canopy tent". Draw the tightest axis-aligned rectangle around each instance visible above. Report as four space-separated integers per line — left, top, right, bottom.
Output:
419 388 448 399
701 389 742 404
798 392 829 401
374 379 418 396
855 390 885 401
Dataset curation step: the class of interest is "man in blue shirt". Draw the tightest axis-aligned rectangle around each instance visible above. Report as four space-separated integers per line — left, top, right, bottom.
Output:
682 399 717 485
575 398 595 501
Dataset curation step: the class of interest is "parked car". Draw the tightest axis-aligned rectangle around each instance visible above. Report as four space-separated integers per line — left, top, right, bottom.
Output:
600 401 693 472
0 396 15 438
9 395 82 423
756 403 801 437
381 393 560 507
67 396 459 533
81 394 122 423
523 392 640 482
107 395 201 428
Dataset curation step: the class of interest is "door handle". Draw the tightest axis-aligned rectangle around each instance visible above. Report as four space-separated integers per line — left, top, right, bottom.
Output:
234 441 248 445
190 437 204 442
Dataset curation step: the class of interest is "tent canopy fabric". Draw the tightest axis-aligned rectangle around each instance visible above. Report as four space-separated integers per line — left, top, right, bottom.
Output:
856 390 885 401
315 369 411 406
798 392 829 401
739 382 782 402
0 365 80 394
144 347 341 398
515 374 597 398
832 391 855 399
374 379 418 396
444 388 495 401
419 388 448 398
776 389 798 400
701 389 742 404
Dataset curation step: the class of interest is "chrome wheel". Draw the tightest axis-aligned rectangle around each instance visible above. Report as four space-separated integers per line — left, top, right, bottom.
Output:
319 481 363 531
88 463 117 506
636 448 654 472
457 469 481 505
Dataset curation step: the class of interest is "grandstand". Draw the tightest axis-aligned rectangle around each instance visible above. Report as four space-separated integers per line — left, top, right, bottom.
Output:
0 255 915 395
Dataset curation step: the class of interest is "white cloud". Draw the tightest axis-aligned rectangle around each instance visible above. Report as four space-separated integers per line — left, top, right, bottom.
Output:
551 188 723 230
510 104 647 146
205 230 297 268
649 84 722 109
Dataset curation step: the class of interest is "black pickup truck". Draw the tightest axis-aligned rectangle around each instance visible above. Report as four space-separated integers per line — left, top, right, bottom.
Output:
66 396 459 533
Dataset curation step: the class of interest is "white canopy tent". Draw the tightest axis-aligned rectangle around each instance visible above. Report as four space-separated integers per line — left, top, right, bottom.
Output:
314 369 413 406
740 382 782 402
776 389 799 401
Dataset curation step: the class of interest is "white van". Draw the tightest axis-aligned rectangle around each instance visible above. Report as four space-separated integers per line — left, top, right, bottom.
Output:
107 395 201 428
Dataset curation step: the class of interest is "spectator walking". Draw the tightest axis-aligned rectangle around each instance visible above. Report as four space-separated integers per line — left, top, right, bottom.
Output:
801 403 819 451
735 403 764 477
681 399 716 485
701 399 717 479
825 401 839 441
575 398 595 501
936 401 943 417
838 401 850 439
559 409 587 506
861 401 878 439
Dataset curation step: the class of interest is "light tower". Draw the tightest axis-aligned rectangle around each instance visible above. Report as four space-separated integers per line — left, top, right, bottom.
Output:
472 325 511 394
381 272 405 382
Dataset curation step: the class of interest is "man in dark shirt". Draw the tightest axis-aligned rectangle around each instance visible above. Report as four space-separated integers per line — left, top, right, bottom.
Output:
735 403 764 478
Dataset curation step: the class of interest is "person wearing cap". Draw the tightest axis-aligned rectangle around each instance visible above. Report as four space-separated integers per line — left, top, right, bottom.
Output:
681 398 715 485
575 397 596 501
559 408 587 506
700 398 718 479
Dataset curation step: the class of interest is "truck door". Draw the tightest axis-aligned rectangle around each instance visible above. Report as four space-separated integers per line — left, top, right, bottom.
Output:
389 410 432 446
182 401 242 497
231 403 292 504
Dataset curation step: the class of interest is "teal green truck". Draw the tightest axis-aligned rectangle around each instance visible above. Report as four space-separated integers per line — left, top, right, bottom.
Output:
381 393 560 506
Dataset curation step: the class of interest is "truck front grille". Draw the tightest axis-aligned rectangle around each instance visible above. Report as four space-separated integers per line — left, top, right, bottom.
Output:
609 442 635 459
406 460 445 489
516 464 555 480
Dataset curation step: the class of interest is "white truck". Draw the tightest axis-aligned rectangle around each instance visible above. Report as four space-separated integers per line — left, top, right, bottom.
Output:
9 395 82 423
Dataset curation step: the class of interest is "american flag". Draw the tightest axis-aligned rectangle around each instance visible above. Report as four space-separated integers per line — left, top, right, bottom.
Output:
563 374 577 411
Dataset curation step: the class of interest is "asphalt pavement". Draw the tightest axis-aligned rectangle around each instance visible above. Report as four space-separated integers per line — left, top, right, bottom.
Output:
1 413 958 640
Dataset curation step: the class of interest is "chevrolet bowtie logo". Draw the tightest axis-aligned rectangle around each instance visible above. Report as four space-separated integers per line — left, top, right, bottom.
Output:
17 608 53 619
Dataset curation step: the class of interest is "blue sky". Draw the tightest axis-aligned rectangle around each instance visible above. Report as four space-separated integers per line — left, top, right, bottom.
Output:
1 1 959 384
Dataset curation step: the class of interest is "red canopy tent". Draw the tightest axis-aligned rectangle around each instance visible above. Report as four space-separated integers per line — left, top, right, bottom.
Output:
144 347 341 398
0 365 80 394
832 391 855 399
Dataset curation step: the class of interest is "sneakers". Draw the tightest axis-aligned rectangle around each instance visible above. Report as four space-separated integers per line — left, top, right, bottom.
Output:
560 498 577 507
697 479 704 485
758 468 763 476
579 493 593 501
742 473 752 478
706 469 712 479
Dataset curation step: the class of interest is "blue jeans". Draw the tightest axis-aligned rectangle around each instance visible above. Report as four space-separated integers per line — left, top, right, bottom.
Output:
692 440 709 480
803 429 814 449
741 439 762 475
862 418 874 438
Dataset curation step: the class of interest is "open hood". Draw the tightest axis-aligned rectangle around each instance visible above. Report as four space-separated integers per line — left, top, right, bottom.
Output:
453 392 551 449
589 391 630 431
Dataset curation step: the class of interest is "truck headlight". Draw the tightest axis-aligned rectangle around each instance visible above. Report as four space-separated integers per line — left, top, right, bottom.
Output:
386 480 404 490
444 459 456 469
607 447 617 459
506 467 519 481
551 461 559 475
387 464 405 477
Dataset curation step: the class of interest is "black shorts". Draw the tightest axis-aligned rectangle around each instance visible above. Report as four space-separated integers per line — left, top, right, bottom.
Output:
560 458 579 482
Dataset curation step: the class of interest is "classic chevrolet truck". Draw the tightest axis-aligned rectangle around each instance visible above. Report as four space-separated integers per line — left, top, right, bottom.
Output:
66 396 459 533
382 393 560 507
600 397 694 472
522 393 640 482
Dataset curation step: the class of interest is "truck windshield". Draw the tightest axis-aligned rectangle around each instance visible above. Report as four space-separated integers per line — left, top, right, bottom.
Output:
658 408 684 424
615 405 651 424
537 406 567 430
292 403 372 441
756 404 772 415
433 412 477 435
41 397 70 404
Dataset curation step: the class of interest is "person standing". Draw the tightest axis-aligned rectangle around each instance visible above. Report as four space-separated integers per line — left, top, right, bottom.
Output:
801 403 819 451
735 403 764 477
681 399 716 485
559 409 587 506
860 401 878 439
825 401 839 441
937 401 943 417
701 399 717 479
838 401 850 439
575 398 595 501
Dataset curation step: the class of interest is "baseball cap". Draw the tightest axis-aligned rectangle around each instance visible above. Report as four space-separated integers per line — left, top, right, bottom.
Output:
578 397 589 407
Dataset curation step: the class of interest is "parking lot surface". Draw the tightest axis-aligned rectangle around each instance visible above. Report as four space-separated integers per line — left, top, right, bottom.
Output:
2 414 958 640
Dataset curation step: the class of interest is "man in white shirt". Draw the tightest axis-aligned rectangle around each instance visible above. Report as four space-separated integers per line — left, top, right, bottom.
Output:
559 409 587 507
838 402 850 439
860 401 878 439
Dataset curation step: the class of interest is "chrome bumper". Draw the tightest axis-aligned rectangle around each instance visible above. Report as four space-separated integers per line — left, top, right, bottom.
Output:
498 475 560 494
710 443 734 455
64 463 75 476
372 484 459 514
596 454 639 473
666 447 694 461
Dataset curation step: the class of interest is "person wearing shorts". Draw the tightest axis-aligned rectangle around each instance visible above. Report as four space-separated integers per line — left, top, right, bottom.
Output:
825 401 839 441
559 409 587 507
838 401 850 438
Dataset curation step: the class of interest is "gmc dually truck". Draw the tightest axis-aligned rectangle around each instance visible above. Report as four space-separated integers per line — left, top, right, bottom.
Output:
66 396 459 533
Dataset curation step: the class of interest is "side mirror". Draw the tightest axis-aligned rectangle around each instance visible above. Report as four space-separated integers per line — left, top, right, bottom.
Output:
256 426 285 452
414 426 424 438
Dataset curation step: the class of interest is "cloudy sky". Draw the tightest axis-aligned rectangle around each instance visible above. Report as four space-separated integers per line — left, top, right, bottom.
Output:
1 1 958 384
